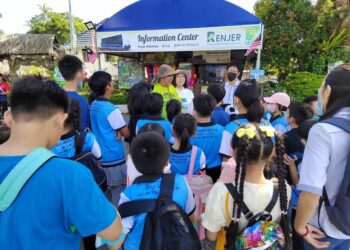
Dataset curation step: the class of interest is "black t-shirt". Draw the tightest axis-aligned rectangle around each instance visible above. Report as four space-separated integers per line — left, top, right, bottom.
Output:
284 128 304 155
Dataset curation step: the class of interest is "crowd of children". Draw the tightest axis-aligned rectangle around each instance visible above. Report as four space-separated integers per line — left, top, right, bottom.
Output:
0 57 349 250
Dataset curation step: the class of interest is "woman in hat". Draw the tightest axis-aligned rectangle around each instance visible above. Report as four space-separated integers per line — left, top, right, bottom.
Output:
172 69 194 114
153 64 180 119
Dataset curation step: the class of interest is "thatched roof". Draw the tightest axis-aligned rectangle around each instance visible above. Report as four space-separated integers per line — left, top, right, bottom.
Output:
0 34 65 57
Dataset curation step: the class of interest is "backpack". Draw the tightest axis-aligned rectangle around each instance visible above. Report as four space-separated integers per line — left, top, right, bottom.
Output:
0 148 55 212
118 174 201 250
185 146 213 240
223 183 285 250
319 117 350 236
72 131 107 192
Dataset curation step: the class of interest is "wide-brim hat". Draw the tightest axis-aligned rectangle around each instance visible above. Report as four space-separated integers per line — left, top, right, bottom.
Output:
155 64 176 82
264 92 291 108
174 69 191 80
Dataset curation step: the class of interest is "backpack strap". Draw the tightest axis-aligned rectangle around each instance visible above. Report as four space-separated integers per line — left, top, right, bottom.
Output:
187 146 197 179
321 117 350 133
225 183 254 221
75 131 88 155
0 148 55 212
118 174 176 219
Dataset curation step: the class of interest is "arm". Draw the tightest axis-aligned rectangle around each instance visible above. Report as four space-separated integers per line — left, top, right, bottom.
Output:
284 155 299 185
97 213 123 242
108 108 130 138
117 126 130 139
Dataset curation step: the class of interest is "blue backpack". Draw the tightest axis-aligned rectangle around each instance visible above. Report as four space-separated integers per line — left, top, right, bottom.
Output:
319 117 350 236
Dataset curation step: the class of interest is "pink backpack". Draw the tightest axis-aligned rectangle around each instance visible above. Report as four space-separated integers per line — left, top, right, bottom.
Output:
185 146 213 240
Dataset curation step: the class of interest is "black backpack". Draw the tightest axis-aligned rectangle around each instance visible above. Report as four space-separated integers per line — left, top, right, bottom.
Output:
118 174 201 250
72 131 107 192
319 117 350 236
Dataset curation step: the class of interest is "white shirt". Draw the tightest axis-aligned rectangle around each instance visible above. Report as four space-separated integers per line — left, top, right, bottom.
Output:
202 180 291 232
176 88 194 114
298 108 350 239
223 80 241 106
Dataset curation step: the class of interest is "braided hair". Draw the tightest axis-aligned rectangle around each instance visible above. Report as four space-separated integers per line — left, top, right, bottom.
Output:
229 124 290 249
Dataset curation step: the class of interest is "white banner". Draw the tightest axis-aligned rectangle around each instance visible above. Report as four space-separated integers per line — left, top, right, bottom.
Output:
97 24 261 52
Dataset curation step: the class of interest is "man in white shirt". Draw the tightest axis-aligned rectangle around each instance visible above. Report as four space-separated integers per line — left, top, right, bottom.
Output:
223 63 241 114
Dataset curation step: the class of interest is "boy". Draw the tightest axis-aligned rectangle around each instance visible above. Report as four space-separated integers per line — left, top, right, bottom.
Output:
58 55 89 130
0 77 122 250
118 132 196 250
207 83 230 126
190 94 224 182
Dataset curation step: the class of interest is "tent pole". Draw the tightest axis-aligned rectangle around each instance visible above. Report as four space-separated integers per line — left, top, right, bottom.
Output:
256 49 261 69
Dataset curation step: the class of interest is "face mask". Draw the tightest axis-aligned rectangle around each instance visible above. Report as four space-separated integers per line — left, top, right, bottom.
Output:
266 104 277 113
227 72 237 82
317 92 324 116
78 81 83 89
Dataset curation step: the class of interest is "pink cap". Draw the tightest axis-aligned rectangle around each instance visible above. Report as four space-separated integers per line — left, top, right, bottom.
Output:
264 92 291 107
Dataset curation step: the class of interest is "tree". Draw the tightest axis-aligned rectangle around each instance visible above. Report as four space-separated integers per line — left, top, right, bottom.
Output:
27 5 86 45
255 0 348 78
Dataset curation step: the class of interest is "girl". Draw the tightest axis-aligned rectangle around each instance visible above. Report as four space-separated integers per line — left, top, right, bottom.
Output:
169 113 206 175
173 70 194 114
51 99 101 159
89 71 130 207
219 79 266 160
203 123 291 249
166 99 182 123
264 92 291 134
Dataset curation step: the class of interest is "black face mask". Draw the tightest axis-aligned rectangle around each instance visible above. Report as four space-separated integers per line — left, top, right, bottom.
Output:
227 72 237 82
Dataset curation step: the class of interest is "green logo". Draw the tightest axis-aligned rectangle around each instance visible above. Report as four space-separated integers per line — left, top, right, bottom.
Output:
207 32 215 42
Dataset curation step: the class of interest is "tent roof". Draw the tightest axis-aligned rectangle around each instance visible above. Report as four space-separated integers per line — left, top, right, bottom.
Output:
98 0 261 32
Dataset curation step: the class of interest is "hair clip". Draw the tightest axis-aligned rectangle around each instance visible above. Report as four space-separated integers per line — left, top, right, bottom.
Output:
236 127 256 139
260 126 275 138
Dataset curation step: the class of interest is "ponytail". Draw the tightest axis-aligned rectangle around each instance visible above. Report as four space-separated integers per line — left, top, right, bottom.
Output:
179 127 190 152
172 113 196 151
247 98 264 123
88 92 97 105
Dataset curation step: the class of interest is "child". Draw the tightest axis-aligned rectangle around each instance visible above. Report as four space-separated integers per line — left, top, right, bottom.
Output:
264 92 291 134
220 79 265 160
89 71 130 206
51 99 101 159
0 77 122 249
166 99 182 123
126 123 167 185
303 95 319 120
170 113 206 175
207 83 230 127
203 124 292 249
136 93 172 143
58 55 89 130
190 94 224 182
118 132 196 249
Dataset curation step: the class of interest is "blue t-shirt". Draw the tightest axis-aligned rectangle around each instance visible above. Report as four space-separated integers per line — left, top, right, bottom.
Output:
120 175 196 250
211 106 230 127
190 122 224 169
67 91 90 130
0 156 116 250
90 98 127 167
51 131 101 159
269 113 291 134
169 146 206 175
136 118 173 143
289 152 303 208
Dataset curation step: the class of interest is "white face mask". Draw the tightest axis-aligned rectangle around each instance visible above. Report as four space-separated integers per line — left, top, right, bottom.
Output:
266 103 277 113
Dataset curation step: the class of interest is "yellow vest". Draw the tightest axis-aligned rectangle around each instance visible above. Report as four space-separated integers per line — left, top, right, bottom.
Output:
152 83 180 119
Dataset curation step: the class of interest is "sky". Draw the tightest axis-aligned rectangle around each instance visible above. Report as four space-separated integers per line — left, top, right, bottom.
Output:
0 0 258 34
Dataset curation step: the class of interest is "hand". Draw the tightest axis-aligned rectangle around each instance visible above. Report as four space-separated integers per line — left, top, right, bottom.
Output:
303 224 330 249
284 154 297 167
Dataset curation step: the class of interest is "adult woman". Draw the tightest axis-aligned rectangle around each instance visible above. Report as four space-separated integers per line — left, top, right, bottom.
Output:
173 70 194 114
295 64 350 250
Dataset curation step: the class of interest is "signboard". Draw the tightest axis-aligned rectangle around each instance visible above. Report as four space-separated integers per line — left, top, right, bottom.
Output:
97 24 261 52
250 69 265 80
193 51 231 64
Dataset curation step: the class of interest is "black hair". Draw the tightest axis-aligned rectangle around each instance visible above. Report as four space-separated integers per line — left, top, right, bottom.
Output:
166 99 182 123
172 72 188 88
172 113 197 151
288 102 313 126
303 96 317 105
193 94 216 117
230 124 291 249
58 55 83 81
88 71 112 104
127 81 152 115
138 123 165 138
234 79 264 123
65 99 81 132
226 63 239 71
144 93 163 116
130 132 170 175
207 83 226 104
10 77 68 120
320 64 350 120
297 120 316 141
0 124 10 144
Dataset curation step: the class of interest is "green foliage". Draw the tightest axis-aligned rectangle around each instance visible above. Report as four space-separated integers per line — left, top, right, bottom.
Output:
80 89 129 105
263 72 325 101
27 5 86 45
255 0 348 77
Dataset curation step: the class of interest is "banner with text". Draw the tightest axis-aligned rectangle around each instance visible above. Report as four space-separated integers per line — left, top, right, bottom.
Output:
97 24 261 52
